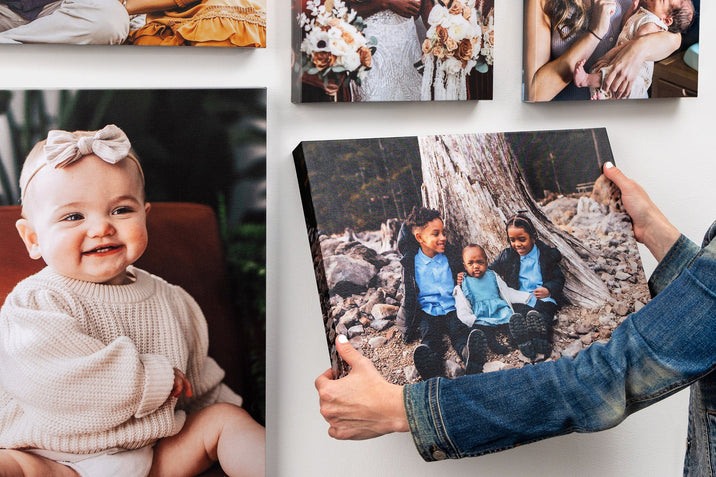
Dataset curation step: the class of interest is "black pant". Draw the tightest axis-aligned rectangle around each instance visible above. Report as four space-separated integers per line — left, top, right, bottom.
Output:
418 310 471 358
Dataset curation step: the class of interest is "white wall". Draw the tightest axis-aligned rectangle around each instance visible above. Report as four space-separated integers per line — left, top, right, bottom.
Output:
1 1 713 475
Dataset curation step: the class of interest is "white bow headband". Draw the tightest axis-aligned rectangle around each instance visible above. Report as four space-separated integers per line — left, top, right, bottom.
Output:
21 125 144 201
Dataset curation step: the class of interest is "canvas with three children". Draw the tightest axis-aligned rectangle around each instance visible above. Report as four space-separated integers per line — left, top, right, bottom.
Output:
294 129 651 384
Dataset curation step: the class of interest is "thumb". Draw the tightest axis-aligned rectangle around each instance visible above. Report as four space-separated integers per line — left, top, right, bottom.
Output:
335 334 366 367
602 161 630 190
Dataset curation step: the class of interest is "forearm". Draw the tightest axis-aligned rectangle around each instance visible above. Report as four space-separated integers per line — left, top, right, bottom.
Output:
628 30 680 63
405 245 716 460
124 0 190 15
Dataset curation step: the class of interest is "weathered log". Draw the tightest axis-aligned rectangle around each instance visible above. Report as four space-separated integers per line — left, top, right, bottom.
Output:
418 133 610 309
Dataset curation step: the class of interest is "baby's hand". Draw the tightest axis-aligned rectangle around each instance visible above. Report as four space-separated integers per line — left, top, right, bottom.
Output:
457 272 465 286
171 368 193 398
533 287 550 299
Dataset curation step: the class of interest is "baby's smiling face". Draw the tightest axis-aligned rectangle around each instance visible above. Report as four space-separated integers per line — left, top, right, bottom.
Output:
17 154 150 285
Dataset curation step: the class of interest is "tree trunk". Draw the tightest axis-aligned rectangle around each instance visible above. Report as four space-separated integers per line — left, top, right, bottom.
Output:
418 133 610 309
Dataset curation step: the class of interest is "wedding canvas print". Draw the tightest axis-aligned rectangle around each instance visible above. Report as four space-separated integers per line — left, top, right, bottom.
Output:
295 129 650 383
291 0 494 102
523 0 700 101
0 0 265 46
0 89 266 471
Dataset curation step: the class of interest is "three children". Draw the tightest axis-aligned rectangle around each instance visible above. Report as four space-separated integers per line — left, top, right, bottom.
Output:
0 126 264 477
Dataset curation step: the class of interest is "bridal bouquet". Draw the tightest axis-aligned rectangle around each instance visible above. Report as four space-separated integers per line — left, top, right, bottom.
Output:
420 0 491 100
298 0 377 89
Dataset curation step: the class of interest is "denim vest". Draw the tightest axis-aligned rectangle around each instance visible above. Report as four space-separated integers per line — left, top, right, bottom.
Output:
404 221 716 476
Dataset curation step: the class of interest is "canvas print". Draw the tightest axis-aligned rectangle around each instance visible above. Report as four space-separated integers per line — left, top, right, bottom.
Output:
295 129 651 383
0 89 266 474
0 0 265 46
291 0 494 102
523 0 700 101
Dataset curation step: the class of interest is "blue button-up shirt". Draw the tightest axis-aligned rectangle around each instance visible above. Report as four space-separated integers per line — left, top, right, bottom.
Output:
415 250 455 316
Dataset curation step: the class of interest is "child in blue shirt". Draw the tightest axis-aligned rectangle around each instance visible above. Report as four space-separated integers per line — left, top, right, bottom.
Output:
395 208 488 379
490 214 565 360
454 244 531 355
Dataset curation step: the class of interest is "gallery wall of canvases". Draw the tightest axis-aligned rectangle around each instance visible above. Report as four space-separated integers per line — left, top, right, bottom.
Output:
0 0 712 476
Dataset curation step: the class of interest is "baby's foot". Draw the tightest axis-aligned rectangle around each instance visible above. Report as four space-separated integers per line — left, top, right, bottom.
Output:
573 59 590 88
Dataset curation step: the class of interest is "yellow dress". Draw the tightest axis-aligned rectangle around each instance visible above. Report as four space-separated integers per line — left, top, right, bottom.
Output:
127 0 265 47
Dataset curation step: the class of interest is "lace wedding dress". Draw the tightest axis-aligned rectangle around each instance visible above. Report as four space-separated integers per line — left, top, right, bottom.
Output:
351 10 422 102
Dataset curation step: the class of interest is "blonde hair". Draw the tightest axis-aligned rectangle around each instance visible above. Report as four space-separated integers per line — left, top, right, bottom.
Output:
545 0 588 40
19 129 144 205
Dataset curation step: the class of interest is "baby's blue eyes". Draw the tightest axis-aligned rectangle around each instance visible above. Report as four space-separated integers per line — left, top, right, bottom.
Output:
62 213 84 222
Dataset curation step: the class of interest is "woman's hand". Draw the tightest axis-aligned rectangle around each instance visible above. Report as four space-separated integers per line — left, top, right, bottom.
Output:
533 287 551 299
385 0 421 18
588 0 617 38
315 335 409 440
171 368 193 398
602 162 680 261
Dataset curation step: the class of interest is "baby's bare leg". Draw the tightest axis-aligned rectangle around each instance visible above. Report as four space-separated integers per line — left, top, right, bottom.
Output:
150 403 265 477
573 59 601 89
0 450 79 477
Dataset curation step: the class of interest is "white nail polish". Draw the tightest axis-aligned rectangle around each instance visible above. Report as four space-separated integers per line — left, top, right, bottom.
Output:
337 335 348 344
604 161 614 169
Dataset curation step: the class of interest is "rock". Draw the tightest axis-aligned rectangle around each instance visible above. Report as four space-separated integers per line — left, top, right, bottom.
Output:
599 328 612 340
580 334 593 345
359 288 386 314
561 340 583 359
370 319 393 331
596 213 631 235
614 271 631 281
324 255 376 296
338 308 361 327
336 242 390 269
574 322 593 334
369 336 388 349
319 237 344 257
614 301 630 316
404 365 420 382
483 361 509 373
349 336 364 349
542 197 578 226
599 314 614 325
335 323 348 336
444 360 463 379
347 325 364 338
371 304 399 320
634 300 645 312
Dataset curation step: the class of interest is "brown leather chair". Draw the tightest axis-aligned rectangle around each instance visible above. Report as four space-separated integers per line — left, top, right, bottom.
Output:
0 203 244 476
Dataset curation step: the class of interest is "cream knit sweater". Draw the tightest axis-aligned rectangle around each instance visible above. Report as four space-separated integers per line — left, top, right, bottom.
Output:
0 266 242 454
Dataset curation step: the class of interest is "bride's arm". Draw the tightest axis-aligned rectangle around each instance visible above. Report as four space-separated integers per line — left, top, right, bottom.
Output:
525 0 615 101
349 0 421 18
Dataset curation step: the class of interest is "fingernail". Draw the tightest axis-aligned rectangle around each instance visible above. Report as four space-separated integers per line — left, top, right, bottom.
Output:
604 161 614 169
337 335 348 344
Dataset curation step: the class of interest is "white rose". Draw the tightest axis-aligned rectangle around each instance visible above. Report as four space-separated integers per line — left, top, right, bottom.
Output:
339 51 362 71
330 37 353 57
447 15 471 41
427 5 451 27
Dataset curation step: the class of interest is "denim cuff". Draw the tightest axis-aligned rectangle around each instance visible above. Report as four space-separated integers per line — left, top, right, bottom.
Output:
404 379 456 462
648 234 700 297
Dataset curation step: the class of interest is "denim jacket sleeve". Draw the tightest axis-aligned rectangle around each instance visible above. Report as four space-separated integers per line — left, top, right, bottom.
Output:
404 223 716 462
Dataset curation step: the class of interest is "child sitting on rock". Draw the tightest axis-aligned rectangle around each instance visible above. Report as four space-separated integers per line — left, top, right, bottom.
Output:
0 125 264 477
394 207 487 379
454 244 532 355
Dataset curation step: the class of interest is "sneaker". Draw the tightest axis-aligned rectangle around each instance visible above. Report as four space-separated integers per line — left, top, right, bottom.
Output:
413 344 441 380
509 313 535 359
462 329 488 375
526 310 550 356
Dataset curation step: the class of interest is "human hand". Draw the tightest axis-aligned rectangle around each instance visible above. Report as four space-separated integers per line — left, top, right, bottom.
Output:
315 335 409 440
385 0 421 18
588 0 617 38
171 368 193 398
456 271 465 286
601 41 645 98
602 162 680 262
533 287 550 299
